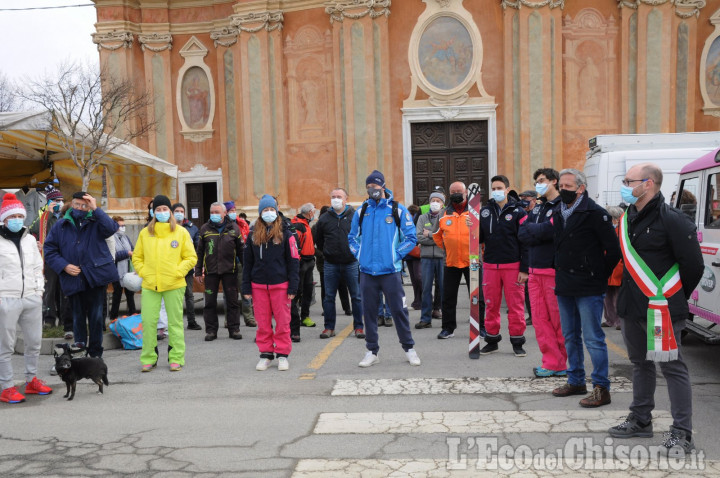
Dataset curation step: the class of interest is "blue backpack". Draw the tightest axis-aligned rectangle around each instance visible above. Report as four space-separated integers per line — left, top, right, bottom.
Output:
108 314 143 350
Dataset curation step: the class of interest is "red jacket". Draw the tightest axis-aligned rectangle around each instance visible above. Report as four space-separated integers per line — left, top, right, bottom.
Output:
235 217 250 242
291 215 315 258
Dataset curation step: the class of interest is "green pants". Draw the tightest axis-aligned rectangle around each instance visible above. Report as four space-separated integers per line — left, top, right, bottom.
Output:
141 287 185 366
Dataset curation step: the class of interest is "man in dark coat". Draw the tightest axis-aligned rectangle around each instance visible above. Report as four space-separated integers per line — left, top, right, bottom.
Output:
44 192 119 358
550 169 621 408
172 203 202 331
608 163 703 455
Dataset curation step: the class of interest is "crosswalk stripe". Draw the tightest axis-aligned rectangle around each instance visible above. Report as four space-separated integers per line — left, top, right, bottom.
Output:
331 377 633 396
292 459 719 477
314 410 672 435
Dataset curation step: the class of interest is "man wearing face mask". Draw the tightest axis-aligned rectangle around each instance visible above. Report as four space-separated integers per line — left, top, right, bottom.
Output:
476 175 529 356
223 201 256 328
30 188 71 334
44 192 119 358
171 203 202 331
608 163 703 455
195 202 244 341
290 203 318 339
550 169 621 408
415 191 446 329
315 188 364 338
518 168 567 378
348 170 420 367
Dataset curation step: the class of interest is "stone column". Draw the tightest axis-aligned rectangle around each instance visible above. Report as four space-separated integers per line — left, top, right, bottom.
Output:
325 0 393 199
138 31 174 162
501 0 564 180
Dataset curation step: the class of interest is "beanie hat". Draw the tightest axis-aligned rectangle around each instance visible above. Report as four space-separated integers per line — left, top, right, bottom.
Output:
429 191 446 204
171 202 185 212
223 200 235 212
1 193 26 222
46 189 64 201
366 170 385 188
258 194 278 215
152 195 172 211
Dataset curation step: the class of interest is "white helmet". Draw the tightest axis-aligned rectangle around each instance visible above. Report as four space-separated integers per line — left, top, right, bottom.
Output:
121 272 143 292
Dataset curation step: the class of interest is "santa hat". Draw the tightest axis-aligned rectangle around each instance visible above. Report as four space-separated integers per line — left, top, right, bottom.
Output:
1 193 26 223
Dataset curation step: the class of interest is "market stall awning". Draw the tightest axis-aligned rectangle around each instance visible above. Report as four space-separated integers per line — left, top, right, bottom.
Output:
0 111 177 198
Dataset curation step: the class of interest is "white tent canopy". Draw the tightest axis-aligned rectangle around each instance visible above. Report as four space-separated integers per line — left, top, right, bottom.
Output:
0 111 177 198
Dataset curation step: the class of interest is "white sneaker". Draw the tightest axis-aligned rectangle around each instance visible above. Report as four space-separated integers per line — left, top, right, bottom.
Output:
256 358 272 371
50 365 58 376
278 357 289 371
405 348 421 366
358 351 379 367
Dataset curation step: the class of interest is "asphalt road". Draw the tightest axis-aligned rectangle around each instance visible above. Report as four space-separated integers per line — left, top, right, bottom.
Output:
4 281 720 477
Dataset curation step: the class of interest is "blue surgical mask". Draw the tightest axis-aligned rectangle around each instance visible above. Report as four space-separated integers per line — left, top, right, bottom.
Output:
620 185 640 205
228 212 237 221
155 211 170 223
491 190 506 203
535 183 548 197
519 199 531 209
261 211 277 223
6 218 24 233
210 214 222 223
70 208 86 221
149 209 154 218
174 212 185 223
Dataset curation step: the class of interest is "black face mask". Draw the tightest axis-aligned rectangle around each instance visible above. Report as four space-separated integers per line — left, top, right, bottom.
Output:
449 193 464 204
559 189 578 205
367 187 383 201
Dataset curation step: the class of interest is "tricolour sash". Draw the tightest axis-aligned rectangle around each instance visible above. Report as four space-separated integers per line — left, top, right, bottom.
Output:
619 212 682 362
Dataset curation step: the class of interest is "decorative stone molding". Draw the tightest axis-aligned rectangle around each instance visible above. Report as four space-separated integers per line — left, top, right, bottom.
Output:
404 0 494 107
700 8 720 117
210 26 240 48
138 32 172 52
230 11 284 33
176 37 215 142
324 0 391 23
91 31 133 51
617 0 706 18
439 108 460 119
501 0 564 9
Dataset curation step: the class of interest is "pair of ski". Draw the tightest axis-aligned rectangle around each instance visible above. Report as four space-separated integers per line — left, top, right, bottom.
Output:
467 183 482 360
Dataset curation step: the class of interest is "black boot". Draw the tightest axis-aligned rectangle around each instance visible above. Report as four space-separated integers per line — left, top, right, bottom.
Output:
187 320 202 330
480 333 501 355
510 335 527 357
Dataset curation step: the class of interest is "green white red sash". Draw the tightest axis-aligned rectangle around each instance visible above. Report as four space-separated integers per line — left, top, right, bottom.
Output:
619 212 682 362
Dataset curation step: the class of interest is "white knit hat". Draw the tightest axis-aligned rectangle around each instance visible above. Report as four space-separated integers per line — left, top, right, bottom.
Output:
0 193 26 223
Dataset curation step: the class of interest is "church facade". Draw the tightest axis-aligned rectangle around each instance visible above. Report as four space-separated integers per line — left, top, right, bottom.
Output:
93 0 720 218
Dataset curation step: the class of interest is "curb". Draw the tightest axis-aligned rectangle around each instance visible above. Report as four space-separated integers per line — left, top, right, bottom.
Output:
15 332 123 355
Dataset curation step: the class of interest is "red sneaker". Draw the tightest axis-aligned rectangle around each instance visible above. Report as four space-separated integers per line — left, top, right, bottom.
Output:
1 387 26 403
25 377 53 395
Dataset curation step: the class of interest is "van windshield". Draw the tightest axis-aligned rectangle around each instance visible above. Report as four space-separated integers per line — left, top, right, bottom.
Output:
707 173 720 229
677 177 699 222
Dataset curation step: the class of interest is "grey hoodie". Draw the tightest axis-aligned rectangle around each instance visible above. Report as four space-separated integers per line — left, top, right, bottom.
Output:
416 210 445 259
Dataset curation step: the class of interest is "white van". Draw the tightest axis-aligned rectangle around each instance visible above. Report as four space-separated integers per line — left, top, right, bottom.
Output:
584 133 720 207
675 148 720 343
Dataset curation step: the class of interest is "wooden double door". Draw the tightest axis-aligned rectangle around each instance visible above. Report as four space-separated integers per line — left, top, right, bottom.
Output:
411 120 489 206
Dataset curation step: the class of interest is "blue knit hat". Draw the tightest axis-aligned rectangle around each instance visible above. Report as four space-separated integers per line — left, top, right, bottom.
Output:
223 200 235 212
366 170 385 188
258 194 277 215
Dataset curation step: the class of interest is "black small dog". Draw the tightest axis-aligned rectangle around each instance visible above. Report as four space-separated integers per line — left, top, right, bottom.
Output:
53 344 109 401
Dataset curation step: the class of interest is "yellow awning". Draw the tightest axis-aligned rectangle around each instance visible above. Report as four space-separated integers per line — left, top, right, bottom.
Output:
0 111 177 198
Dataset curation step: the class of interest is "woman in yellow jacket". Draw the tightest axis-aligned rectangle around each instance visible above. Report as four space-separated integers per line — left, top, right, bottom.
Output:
132 195 197 372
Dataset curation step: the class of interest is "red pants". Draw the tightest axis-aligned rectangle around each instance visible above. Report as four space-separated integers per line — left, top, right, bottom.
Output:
483 263 526 337
252 282 292 356
528 270 567 371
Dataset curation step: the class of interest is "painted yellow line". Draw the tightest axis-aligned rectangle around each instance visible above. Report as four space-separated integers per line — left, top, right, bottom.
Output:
299 373 316 380
606 336 629 360
305 323 354 372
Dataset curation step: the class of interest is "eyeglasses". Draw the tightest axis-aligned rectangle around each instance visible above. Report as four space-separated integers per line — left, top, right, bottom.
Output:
71 202 89 209
621 178 649 187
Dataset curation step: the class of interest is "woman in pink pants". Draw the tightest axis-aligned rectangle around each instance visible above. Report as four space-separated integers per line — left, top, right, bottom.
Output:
242 195 300 371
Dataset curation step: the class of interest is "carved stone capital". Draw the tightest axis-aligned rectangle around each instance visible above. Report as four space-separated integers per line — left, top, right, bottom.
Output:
92 31 134 51
230 11 284 33
324 0 391 23
617 0 706 18
210 26 240 48
138 33 172 52
501 0 564 9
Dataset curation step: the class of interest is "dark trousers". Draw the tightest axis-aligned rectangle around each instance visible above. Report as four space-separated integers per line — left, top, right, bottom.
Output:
317 256 351 314
405 257 423 307
441 266 476 333
110 281 137 320
621 317 692 434
184 273 196 322
323 261 363 330
290 257 316 335
42 265 73 330
360 272 414 353
203 273 240 334
70 286 106 357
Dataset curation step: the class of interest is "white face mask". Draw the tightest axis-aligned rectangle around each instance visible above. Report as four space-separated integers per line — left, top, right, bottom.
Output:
429 202 443 213
118 226 126 233
331 198 344 210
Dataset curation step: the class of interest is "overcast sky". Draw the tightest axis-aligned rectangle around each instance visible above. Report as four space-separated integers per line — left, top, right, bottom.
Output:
0 1 98 82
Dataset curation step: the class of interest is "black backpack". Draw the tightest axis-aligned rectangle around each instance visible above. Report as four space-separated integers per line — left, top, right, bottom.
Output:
357 200 401 235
